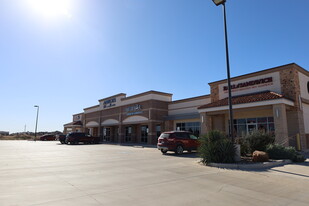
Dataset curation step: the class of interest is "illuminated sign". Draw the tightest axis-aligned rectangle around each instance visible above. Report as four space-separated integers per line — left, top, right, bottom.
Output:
223 77 273 91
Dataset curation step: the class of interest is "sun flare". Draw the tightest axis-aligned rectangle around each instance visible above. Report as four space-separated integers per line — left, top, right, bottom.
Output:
26 0 72 19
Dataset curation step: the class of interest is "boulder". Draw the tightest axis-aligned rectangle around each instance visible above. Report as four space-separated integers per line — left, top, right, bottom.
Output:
252 150 269 162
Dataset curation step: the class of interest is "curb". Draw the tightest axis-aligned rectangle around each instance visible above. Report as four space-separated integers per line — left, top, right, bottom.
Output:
208 159 292 170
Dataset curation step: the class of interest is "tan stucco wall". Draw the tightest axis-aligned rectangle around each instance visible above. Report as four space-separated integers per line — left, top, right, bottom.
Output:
303 103 309 134
299 72 309 100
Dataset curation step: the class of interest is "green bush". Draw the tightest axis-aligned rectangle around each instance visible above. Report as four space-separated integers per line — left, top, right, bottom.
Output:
265 144 305 162
198 130 236 164
245 130 275 152
235 137 250 156
292 153 306 162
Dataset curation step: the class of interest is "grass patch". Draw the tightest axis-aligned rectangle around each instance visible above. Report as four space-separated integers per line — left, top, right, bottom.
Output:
0 135 34 140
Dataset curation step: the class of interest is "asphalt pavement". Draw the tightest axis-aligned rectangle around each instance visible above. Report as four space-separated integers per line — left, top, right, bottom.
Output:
0 141 308 206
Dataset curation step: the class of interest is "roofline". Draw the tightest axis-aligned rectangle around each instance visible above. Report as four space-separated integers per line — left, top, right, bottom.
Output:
84 105 99 110
98 93 127 102
209 63 308 85
170 94 210 104
122 90 172 101
73 112 84 116
198 98 295 113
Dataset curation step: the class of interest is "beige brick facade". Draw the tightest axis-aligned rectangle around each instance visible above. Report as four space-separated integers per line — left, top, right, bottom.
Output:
64 64 309 149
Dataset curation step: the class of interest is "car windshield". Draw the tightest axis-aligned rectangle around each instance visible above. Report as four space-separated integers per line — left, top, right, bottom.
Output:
159 133 170 138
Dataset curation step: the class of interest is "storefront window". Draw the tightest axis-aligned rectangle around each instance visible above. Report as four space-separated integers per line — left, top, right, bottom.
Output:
141 125 148 143
175 122 200 137
234 117 275 137
247 118 257 124
156 125 161 138
257 117 267 123
103 128 111 141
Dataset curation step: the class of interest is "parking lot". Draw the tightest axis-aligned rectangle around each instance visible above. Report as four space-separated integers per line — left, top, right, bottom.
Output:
0 141 308 206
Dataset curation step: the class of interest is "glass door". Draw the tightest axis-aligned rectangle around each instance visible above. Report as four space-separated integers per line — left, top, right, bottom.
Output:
125 126 132 142
103 127 111 142
141 125 148 143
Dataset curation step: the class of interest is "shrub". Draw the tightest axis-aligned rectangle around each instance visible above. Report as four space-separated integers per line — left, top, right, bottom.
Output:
292 153 306 162
266 144 295 159
245 130 275 152
235 137 250 156
198 130 236 164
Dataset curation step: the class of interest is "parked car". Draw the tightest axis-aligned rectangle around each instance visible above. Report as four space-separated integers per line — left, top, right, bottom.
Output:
65 132 100 145
157 131 199 155
57 134 66 144
39 134 56 141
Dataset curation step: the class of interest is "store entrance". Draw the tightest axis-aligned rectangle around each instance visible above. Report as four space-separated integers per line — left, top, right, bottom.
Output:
125 126 132 142
141 125 148 143
103 127 111 142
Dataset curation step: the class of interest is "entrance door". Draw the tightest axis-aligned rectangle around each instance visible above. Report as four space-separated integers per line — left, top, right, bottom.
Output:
103 127 111 142
141 125 148 143
125 126 132 142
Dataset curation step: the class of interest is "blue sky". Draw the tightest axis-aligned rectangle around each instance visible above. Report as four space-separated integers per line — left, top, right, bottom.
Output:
1 0 309 133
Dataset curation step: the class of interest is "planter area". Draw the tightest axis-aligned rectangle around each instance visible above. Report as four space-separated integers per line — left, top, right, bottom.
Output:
207 159 292 170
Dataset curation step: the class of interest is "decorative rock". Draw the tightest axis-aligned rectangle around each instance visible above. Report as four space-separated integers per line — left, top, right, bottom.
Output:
252 151 269 162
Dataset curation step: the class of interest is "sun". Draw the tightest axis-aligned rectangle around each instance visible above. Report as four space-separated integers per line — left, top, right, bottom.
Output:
26 0 72 19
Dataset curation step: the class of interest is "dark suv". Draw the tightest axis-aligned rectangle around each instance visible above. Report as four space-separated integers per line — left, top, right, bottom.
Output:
157 131 199 155
57 134 66 144
65 132 100 145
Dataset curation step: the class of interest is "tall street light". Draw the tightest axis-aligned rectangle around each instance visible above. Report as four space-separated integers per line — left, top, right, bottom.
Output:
211 0 234 142
34 105 39 141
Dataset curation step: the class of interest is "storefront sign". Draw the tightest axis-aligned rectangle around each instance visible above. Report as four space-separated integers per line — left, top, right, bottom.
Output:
223 77 273 92
126 104 143 116
103 98 116 108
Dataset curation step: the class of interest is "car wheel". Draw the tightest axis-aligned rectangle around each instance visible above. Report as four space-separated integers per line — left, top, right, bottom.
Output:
161 149 167 154
175 145 184 155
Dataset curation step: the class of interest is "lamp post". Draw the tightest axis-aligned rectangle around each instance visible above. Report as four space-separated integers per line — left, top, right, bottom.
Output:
34 105 39 141
211 0 234 142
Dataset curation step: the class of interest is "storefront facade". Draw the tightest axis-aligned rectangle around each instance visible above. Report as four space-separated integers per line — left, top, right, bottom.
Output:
64 63 309 149
198 63 309 150
64 91 209 145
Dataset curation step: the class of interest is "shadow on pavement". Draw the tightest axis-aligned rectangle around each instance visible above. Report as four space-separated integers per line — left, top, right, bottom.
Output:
269 167 309 178
162 152 199 159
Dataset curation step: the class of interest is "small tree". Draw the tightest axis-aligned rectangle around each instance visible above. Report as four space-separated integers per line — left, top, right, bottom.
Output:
198 130 236 164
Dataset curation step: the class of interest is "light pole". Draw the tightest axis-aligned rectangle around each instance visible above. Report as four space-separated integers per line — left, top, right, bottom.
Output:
34 105 39 141
211 0 234 142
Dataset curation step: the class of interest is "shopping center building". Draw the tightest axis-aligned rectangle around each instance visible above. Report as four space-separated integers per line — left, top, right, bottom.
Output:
64 63 309 150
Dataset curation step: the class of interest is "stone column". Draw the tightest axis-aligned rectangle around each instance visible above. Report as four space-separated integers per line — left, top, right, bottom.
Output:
148 122 156 145
200 112 207 135
273 104 289 146
287 110 307 150
118 125 125 143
